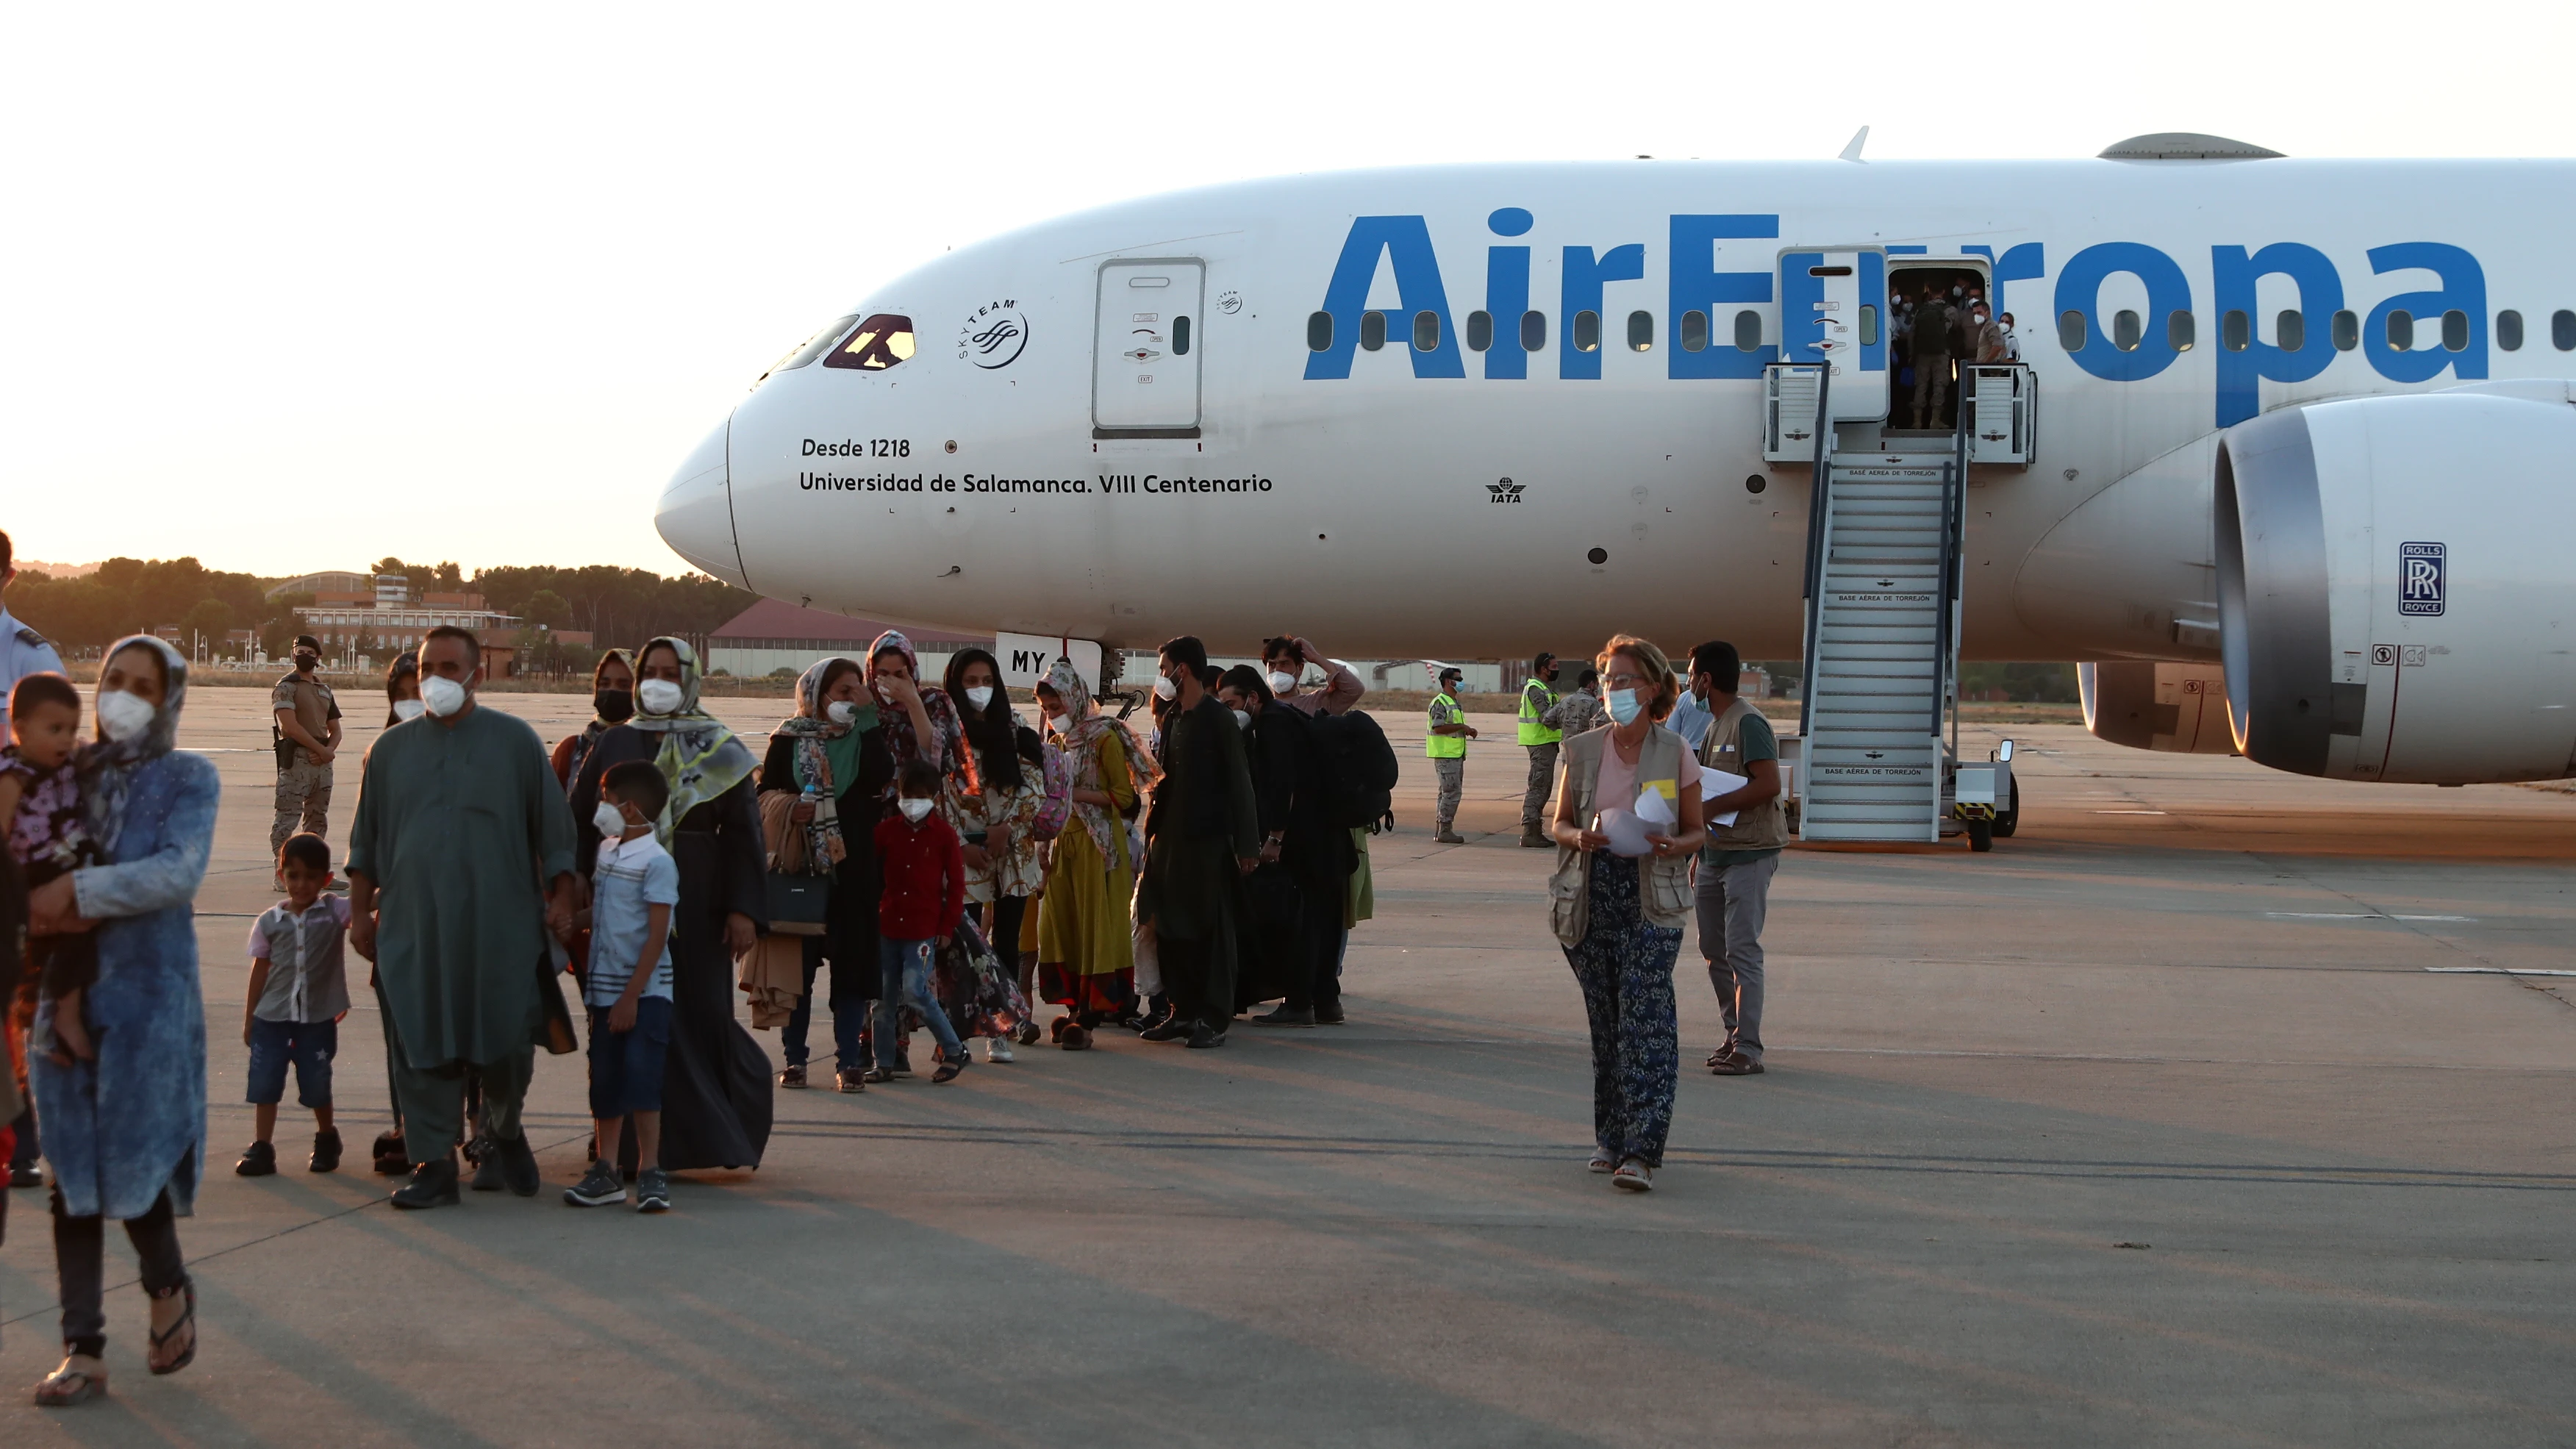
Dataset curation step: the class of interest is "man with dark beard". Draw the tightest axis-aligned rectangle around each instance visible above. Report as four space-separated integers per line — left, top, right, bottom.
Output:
1134 637 1259 1049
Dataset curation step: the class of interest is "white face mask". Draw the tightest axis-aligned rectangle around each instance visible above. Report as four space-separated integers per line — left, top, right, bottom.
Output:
1153 674 1178 701
898 796 934 823
826 699 857 726
1231 708 1253 730
421 673 469 718
965 685 995 709
1605 687 1645 726
636 678 685 715
1266 670 1298 694
593 801 631 837
392 698 426 722
96 688 156 743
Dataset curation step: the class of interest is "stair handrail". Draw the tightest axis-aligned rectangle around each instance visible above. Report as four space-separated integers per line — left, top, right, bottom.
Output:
1796 360 1834 738
1931 384 1972 743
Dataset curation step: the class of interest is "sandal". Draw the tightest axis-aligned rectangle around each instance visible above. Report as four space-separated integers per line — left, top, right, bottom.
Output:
1710 1051 1765 1076
34 1356 105 1406
1586 1149 1616 1174
1059 1023 1091 1051
146 1282 197 1376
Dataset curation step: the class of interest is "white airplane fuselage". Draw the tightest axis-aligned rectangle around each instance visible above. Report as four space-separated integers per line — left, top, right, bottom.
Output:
658 157 2569 672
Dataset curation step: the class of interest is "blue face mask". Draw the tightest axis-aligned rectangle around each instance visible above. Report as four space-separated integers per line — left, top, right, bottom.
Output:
1605 687 1643 726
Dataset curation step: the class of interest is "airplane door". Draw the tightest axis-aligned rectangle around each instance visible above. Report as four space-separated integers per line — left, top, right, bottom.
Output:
1093 258 1203 435
1778 248 1887 422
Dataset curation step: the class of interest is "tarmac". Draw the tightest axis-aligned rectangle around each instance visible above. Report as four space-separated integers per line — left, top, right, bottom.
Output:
4 687 2572 1446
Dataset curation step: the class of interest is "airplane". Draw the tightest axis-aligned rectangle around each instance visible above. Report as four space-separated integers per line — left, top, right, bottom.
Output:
655 133 2576 790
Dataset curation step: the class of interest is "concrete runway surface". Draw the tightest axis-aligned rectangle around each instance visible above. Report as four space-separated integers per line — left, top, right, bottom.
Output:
3 687 2572 1446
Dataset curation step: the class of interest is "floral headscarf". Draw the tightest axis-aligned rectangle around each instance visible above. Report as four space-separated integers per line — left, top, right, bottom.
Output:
1041 656 1157 871
867 630 973 800
79 634 188 854
559 647 635 795
770 656 862 869
628 635 758 843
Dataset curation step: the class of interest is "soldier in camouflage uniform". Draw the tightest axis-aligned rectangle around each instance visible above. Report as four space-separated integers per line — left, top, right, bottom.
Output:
271 634 342 873
1425 666 1476 844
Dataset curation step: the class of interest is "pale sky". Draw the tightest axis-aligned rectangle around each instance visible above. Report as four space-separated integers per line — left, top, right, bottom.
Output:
5 0 2568 579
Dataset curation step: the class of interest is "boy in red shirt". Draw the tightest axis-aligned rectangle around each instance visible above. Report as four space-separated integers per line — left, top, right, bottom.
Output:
870 759 968 1084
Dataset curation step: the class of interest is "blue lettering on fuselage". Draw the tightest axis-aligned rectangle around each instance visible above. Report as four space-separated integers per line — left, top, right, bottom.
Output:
1304 215 2491 429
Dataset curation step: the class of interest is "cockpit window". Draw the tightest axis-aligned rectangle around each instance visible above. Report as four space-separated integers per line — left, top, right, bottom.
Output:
770 313 862 378
824 315 917 371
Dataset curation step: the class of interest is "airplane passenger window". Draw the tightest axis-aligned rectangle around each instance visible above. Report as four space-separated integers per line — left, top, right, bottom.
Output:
1733 310 1761 351
1858 305 1878 346
2222 310 2250 352
2386 310 2414 352
823 314 917 371
2441 310 2469 352
1360 310 1388 351
2058 310 2086 351
1307 312 1333 351
2167 310 2194 352
2278 310 2305 352
1173 315 1192 356
769 312 863 378
1465 310 1493 351
2112 310 2142 352
1413 310 1440 351
1572 310 1601 353
1680 310 1709 351
1522 310 1547 351
2497 310 2524 351
1627 310 1653 351
2556 310 2576 350
2333 310 2360 351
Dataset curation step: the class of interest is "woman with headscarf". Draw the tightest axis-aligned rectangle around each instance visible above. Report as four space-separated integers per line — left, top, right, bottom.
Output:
25 637 216 1403
382 650 421 729
865 631 970 799
1032 659 1156 1049
940 648 1043 1060
368 650 424 1176
569 636 771 1173
756 656 891 1092
551 648 635 793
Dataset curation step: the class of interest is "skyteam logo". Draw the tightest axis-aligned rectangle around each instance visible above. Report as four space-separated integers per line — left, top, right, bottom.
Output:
958 301 1029 370
2399 542 2445 616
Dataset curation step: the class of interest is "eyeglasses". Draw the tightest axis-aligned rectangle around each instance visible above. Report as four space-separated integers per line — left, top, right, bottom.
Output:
1603 671 1648 689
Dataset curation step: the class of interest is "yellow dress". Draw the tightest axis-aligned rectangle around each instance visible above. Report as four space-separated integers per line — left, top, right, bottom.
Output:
1037 729 1137 1012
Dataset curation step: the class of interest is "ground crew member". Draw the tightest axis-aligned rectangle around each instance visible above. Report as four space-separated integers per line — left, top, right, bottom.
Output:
1426 666 1475 844
0 529 65 1189
271 633 343 874
1517 651 1563 848
1687 640 1786 1076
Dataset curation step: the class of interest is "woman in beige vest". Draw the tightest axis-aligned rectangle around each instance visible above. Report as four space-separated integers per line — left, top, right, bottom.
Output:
1546 636 1708 1192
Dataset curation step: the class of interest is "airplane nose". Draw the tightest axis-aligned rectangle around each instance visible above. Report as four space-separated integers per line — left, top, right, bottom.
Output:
655 417 750 590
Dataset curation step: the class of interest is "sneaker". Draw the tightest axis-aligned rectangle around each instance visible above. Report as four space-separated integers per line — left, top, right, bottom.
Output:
1184 1024 1227 1049
1012 1020 1042 1045
563 1159 626 1208
635 1167 671 1213
985 1037 1015 1063
9 1162 44 1189
779 1063 808 1090
1611 1159 1655 1192
836 1068 867 1093
310 1128 343 1173
391 1153 462 1209
235 1139 277 1177
1251 1006 1314 1027
1140 1016 1192 1042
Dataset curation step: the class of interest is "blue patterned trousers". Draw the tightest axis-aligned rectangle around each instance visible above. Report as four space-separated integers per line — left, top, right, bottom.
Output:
1562 854 1682 1167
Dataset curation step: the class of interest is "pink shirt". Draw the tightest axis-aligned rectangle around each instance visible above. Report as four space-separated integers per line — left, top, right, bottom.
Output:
1592 728 1700 826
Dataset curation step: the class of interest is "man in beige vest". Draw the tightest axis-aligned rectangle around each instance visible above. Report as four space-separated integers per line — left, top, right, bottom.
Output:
1686 642 1786 1076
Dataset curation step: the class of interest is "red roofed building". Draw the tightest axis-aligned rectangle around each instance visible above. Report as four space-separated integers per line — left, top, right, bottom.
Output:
706 598 989 680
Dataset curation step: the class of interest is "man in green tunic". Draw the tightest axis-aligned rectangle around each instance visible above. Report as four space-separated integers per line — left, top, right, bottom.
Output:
348 626 578 1208
1136 636 1261 1049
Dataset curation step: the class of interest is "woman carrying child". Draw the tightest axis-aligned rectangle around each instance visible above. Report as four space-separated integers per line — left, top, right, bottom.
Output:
569 637 770 1173
25 637 218 1403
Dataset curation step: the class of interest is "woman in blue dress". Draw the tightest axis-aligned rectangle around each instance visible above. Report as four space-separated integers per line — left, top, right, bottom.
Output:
24 635 218 1405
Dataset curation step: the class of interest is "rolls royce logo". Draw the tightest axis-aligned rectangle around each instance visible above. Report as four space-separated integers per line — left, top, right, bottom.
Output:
2398 541 2445 616
1487 480 1525 503
957 301 1030 370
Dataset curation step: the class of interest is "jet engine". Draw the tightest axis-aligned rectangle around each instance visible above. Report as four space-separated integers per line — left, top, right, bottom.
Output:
2214 386 2576 783
2080 662 2235 754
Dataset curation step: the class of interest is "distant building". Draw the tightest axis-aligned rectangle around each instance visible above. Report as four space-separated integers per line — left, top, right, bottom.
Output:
706 598 988 680
301 598 523 660
267 570 373 599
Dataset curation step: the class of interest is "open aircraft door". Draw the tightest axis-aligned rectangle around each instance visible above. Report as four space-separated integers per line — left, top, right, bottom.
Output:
1092 258 1204 437
1778 248 1887 422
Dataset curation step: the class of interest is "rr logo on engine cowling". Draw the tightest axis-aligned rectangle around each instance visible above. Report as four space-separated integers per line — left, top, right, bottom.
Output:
2399 542 2445 617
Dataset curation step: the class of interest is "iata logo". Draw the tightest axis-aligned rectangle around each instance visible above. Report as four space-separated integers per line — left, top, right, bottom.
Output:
1487 479 1525 504
958 301 1029 370
2399 541 2445 616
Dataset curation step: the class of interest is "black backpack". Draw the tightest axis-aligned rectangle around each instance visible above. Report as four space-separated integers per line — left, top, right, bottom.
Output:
1307 709 1399 830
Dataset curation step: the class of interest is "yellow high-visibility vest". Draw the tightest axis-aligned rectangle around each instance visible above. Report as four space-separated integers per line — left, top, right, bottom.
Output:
1517 678 1561 746
1426 693 1467 759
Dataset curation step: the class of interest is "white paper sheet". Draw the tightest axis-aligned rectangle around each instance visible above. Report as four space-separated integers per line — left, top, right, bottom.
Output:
1632 784 1678 828
1700 768 1750 827
1594 807 1656 857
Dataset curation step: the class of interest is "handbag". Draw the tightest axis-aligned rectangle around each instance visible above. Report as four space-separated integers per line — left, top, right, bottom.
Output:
534 942 579 1055
765 871 831 936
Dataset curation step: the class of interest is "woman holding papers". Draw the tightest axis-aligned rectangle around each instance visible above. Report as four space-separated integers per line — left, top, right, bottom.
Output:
1545 635 1707 1193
